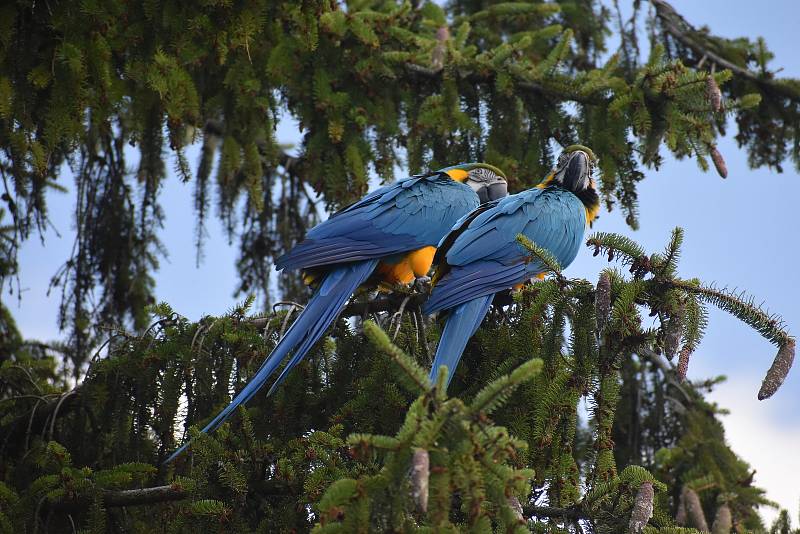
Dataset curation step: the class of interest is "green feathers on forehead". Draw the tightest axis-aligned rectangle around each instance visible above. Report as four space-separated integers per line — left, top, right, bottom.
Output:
563 144 598 163
471 162 507 179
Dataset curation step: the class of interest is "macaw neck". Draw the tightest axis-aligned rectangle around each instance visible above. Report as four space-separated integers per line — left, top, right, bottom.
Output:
575 188 600 227
536 172 555 189
537 172 600 226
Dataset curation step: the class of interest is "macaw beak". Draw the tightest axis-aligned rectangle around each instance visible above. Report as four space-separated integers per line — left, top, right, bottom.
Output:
476 180 508 203
562 151 590 192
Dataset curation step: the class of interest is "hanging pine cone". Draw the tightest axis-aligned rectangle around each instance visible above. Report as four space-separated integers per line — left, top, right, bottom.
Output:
758 339 795 400
663 304 685 361
677 346 692 381
682 486 709 531
507 496 524 522
711 503 732 534
706 75 723 112
430 26 450 71
628 481 654 533
411 448 430 513
709 145 728 178
675 492 687 525
595 272 612 334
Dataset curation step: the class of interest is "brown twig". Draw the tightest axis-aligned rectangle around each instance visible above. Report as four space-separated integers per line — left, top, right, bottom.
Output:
522 504 586 521
44 479 291 514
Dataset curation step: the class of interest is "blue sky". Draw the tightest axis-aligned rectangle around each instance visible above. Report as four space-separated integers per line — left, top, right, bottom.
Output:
13 0 800 525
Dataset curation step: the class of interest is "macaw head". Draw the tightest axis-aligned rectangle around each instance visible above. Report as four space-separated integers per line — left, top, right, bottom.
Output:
549 145 600 225
551 145 597 193
437 162 508 203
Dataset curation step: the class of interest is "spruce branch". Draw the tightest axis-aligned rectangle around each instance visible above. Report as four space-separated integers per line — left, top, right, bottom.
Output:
650 0 800 102
636 347 694 404
362 320 431 394
42 480 288 512
516 234 564 282
674 281 791 346
468 358 543 417
587 232 648 273
610 280 646 337
44 485 187 512
655 227 684 277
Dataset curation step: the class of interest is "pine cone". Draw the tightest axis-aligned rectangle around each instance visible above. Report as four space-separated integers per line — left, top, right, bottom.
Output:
430 26 450 71
507 496 524 522
628 481 654 533
595 272 612 334
677 346 692 381
663 304 685 361
706 75 723 112
682 486 709 531
411 448 430 513
675 492 687 525
758 339 795 400
710 145 728 178
711 503 732 534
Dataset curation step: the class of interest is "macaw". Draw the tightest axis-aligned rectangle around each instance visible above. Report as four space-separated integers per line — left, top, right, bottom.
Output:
423 146 600 387
166 163 507 461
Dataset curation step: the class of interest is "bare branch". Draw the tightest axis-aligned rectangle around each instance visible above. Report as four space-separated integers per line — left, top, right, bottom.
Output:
523 504 586 521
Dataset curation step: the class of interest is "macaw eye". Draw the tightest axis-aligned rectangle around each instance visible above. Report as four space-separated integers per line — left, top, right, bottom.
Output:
469 168 495 182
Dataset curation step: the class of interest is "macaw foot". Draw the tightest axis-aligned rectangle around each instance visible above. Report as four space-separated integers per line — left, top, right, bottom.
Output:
413 276 431 293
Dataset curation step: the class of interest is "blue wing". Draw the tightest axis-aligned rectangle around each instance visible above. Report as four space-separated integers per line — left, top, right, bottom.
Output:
276 173 479 271
424 188 586 314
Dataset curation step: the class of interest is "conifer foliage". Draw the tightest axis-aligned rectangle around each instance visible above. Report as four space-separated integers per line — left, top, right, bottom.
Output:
1 0 798 368
1 229 795 532
0 1 798 533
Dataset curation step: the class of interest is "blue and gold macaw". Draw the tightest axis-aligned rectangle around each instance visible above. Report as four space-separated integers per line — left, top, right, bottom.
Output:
166 163 507 461
423 146 600 386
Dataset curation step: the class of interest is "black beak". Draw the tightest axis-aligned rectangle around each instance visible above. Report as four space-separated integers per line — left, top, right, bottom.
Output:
488 181 508 201
563 151 589 192
477 181 507 203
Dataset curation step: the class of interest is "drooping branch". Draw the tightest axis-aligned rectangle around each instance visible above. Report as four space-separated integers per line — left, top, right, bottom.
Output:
203 120 304 173
650 0 800 101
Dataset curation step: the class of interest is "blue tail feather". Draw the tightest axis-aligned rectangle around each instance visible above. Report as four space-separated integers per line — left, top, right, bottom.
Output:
165 259 379 463
429 295 494 387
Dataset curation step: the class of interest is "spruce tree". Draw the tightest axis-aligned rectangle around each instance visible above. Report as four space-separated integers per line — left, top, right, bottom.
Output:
1 1 797 532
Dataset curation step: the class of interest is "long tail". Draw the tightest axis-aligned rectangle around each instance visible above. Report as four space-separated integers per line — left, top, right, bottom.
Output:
165 259 379 463
429 295 494 387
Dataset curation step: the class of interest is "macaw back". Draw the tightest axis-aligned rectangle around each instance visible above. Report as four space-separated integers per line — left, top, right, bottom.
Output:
425 187 587 315
424 186 589 386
